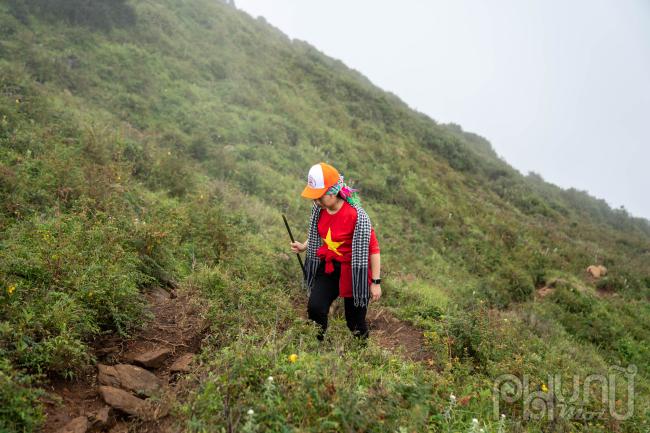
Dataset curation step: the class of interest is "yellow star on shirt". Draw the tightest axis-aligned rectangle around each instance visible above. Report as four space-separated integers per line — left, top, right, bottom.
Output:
323 227 344 256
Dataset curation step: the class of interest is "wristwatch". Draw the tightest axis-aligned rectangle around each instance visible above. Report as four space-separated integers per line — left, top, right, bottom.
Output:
371 278 381 285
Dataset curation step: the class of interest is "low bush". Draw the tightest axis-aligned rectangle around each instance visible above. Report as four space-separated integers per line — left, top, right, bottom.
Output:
0 212 148 376
478 265 534 308
0 359 44 433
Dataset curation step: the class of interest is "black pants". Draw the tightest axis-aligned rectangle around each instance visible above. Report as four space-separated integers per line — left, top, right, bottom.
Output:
307 260 369 341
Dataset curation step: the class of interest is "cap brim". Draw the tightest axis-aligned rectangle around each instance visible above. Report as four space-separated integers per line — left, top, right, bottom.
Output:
301 185 327 199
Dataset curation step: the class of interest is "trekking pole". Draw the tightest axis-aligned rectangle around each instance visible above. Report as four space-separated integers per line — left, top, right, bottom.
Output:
282 214 305 277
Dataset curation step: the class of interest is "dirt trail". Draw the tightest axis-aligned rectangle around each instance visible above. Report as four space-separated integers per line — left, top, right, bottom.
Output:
41 286 207 433
366 306 435 364
290 293 436 366
42 288 434 432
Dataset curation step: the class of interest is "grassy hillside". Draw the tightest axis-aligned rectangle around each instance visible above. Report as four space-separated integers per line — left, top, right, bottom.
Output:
1 0 649 431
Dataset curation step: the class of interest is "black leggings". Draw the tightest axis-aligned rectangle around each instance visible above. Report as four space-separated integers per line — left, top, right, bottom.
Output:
307 260 369 341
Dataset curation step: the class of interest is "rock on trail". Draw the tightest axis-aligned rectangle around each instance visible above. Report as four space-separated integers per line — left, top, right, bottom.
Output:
97 364 163 397
42 286 207 433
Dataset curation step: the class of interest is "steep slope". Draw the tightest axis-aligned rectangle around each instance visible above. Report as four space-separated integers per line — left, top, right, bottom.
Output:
1 1 649 431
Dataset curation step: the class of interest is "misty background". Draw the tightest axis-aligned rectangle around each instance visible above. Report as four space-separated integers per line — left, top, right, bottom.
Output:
237 0 650 221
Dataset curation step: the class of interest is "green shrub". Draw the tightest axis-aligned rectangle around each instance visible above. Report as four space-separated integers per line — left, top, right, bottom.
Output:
596 272 643 294
0 359 44 433
478 265 534 308
548 284 593 314
430 302 512 370
0 212 148 375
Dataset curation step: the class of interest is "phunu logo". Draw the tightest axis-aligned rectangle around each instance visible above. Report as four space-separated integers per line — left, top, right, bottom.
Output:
492 364 637 421
308 174 317 187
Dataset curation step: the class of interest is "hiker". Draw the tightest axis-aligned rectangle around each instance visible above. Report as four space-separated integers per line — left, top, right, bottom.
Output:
290 162 381 341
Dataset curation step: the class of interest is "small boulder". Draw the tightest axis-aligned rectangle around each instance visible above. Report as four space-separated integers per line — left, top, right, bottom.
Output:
131 348 172 369
97 364 120 388
89 406 114 429
149 286 171 301
57 416 89 433
170 353 194 373
97 364 163 396
587 265 602 278
99 386 150 420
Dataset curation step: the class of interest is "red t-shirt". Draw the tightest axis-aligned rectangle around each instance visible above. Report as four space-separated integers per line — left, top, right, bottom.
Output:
315 201 380 298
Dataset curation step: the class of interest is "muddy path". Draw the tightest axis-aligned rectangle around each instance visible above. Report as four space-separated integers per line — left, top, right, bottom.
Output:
42 287 436 432
41 286 207 433
290 293 437 367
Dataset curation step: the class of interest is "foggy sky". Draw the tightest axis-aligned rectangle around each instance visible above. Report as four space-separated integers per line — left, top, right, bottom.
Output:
237 0 650 221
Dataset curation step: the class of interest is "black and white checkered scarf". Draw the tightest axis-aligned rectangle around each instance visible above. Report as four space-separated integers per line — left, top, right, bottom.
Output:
303 201 372 308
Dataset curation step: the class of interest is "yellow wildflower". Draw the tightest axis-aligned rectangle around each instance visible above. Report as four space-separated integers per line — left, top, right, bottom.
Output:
288 353 298 363
7 285 16 295
541 383 548 393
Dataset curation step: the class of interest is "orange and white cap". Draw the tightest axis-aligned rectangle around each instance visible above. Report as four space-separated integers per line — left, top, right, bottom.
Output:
301 162 340 199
